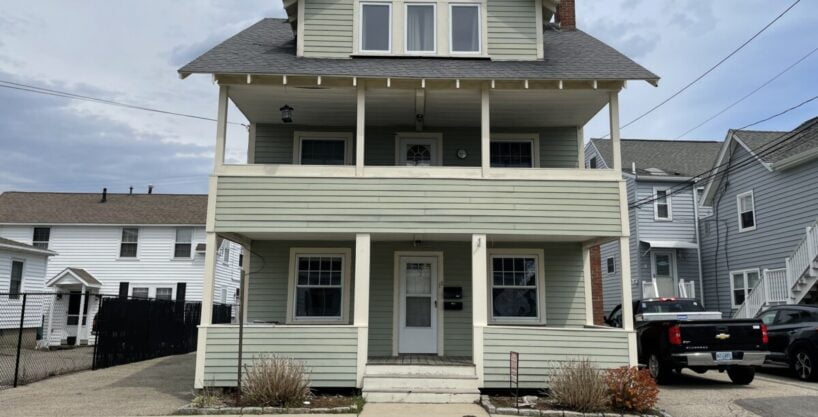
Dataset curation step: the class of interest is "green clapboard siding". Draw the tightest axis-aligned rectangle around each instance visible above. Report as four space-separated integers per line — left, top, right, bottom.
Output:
487 0 539 60
203 326 358 387
483 326 630 388
254 124 578 168
303 0 354 57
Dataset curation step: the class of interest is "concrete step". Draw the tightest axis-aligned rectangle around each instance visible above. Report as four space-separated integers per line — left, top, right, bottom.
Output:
364 364 476 377
363 374 479 391
363 389 480 404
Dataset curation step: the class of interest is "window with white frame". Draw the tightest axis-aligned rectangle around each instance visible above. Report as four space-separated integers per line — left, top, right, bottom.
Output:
8 260 23 299
361 3 391 53
450 4 481 53
120 227 139 258
222 244 231 265
406 4 435 53
32 227 50 249
290 251 348 321
737 191 756 232
396 133 442 166
294 133 353 165
490 253 543 322
156 287 173 301
607 257 615 274
654 188 672 221
730 269 759 307
490 137 538 168
132 287 149 299
174 228 193 258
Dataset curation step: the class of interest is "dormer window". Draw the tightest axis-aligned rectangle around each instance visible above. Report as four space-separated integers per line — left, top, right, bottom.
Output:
361 3 391 53
406 4 436 54
450 4 481 54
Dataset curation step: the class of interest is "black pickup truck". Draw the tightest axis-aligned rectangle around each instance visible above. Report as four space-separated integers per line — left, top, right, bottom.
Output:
607 298 769 384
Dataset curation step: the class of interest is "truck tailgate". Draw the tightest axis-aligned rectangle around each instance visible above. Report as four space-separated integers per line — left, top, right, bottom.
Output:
678 320 765 351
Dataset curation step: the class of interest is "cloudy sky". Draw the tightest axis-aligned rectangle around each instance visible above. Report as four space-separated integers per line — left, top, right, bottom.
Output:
1 0 816 194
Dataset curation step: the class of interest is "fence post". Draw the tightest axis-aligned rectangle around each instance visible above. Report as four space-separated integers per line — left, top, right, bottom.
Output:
13 293 27 388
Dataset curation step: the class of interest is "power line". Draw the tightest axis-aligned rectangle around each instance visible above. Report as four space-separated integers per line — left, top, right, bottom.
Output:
675 46 818 139
0 79 248 127
604 0 801 138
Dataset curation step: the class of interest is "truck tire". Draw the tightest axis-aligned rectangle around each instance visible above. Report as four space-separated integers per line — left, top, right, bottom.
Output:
791 347 817 382
648 353 673 384
727 366 755 385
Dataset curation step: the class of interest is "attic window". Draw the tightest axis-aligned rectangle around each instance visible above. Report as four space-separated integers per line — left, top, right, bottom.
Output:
361 3 391 53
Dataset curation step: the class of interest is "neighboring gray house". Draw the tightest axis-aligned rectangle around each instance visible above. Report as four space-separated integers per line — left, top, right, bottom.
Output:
700 116 818 318
586 139 721 313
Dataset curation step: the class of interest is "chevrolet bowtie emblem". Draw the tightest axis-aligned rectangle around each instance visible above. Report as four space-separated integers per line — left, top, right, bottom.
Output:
715 333 731 340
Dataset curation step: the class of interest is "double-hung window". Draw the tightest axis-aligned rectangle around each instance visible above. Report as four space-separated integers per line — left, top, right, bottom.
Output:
489 251 544 323
490 137 538 168
120 228 139 258
9 260 23 299
132 287 149 299
174 228 193 258
33 227 50 249
450 4 481 54
654 188 672 221
361 3 391 53
406 4 435 54
737 191 756 232
288 249 350 323
156 288 173 301
730 269 760 307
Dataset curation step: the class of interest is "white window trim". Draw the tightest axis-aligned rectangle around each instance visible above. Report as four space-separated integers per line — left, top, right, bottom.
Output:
404 3 437 55
131 287 150 299
359 2 393 54
9 258 25 297
653 187 673 221
221 241 231 266
32 226 50 249
487 248 546 325
173 227 194 259
394 132 443 166
607 257 615 274
155 287 174 301
286 248 353 324
729 268 760 308
292 131 355 165
449 3 482 55
490 134 541 168
117 227 140 260
736 190 757 232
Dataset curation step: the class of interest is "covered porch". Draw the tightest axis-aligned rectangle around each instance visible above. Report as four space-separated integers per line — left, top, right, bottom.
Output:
43 267 103 347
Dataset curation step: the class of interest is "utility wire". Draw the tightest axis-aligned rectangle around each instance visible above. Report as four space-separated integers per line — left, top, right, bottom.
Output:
604 0 801 138
0 79 248 127
675 46 818 139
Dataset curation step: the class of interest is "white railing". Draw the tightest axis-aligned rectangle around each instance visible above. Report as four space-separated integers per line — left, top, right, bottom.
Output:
736 277 767 318
642 280 658 298
787 222 818 290
764 268 790 303
678 279 696 298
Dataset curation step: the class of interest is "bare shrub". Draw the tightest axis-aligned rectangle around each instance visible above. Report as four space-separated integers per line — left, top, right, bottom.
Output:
547 358 609 413
241 355 312 407
605 366 659 413
191 385 225 408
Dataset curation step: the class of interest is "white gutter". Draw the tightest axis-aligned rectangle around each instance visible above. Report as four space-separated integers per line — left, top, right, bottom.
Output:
692 182 705 307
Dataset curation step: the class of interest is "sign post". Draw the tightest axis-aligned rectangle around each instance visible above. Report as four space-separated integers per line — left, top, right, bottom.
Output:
509 351 519 410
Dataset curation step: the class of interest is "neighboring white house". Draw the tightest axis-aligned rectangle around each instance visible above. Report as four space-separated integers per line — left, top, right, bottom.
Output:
0 191 242 346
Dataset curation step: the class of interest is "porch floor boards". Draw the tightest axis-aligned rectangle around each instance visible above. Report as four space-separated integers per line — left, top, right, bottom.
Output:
367 355 473 366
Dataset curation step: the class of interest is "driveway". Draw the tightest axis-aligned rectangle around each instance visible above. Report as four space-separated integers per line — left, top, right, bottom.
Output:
0 353 195 417
659 368 818 417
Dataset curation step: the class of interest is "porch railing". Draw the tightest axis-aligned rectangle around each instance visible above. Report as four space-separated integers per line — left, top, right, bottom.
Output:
641 280 658 298
785 221 818 291
678 279 696 298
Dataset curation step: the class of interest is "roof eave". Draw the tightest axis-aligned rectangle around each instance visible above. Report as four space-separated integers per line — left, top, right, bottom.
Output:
0 242 57 256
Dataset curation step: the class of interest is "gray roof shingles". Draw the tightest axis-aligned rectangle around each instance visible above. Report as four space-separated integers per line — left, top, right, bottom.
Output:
0 236 44 252
0 192 207 225
591 138 722 178
66 267 103 287
179 18 658 82
733 116 818 164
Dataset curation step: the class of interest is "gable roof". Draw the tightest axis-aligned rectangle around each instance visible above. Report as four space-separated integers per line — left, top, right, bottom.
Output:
179 18 659 83
0 192 207 225
589 138 722 178
0 237 57 256
46 267 103 289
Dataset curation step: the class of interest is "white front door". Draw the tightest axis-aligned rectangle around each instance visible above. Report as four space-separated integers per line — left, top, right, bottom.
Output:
651 250 676 297
398 256 438 354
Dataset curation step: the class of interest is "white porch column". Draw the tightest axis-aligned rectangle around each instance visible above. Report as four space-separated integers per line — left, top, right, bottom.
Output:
609 91 621 172
480 85 491 176
214 85 229 170
618 175 637 365
195 176 219 389
354 233 371 388
471 234 487 385
356 83 366 176
75 285 86 346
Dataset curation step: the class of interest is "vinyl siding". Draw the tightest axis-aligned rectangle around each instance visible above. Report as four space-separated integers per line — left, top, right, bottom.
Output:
254 124 579 168
203 325 358 387
699 145 818 316
487 0 539 60
302 0 354 58
483 327 630 388
0 249 50 329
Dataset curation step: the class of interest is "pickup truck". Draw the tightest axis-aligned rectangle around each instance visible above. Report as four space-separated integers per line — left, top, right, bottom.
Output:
606 298 769 384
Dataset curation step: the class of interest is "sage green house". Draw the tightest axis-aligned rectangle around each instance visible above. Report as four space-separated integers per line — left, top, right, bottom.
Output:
180 0 658 402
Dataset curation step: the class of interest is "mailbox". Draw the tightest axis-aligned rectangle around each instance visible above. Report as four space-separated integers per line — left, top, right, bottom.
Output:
443 287 463 310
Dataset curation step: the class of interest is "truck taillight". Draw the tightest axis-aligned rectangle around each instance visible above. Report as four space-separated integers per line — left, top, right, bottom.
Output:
761 323 769 344
668 325 682 345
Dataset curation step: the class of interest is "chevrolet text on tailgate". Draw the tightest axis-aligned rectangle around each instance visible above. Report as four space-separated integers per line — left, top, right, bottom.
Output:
606 298 769 384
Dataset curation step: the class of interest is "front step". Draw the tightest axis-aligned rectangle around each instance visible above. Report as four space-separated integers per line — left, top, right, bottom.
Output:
362 364 480 403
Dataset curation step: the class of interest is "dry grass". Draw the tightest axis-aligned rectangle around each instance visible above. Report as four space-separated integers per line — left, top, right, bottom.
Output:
241 355 312 407
191 386 226 408
546 358 609 413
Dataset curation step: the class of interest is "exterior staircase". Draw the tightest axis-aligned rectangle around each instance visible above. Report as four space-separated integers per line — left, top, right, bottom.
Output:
735 220 818 318
362 362 480 403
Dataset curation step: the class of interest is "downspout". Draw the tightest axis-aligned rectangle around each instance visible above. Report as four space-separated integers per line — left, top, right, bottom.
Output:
693 182 705 307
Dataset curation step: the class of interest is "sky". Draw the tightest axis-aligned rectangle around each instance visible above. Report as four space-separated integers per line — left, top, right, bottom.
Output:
0 0 816 194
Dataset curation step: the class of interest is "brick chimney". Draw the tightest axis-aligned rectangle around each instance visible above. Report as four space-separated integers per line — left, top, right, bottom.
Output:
556 0 576 31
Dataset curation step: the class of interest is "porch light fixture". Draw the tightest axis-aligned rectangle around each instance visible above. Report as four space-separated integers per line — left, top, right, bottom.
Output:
280 104 294 123
456 149 468 160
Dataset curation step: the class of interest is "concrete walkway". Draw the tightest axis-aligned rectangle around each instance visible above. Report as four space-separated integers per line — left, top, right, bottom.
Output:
360 403 488 417
0 353 195 417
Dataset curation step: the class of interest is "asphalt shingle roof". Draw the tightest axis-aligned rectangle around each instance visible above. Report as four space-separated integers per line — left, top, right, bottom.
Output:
0 237 43 252
0 192 207 225
733 117 818 164
179 18 659 82
591 138 722 178
66 267 103 287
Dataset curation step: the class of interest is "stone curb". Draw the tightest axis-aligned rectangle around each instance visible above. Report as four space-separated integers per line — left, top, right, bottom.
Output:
480 395 672 417
175 404 358 415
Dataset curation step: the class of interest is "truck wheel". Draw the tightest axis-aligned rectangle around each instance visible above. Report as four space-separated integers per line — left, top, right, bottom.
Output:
791 347 817 382
648 353 673 384
727 366 755 385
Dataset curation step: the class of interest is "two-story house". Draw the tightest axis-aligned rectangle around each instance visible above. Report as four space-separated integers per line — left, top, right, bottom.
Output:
585 138 720 314
700 116 818 319
179 0 658 401
0 191 242 347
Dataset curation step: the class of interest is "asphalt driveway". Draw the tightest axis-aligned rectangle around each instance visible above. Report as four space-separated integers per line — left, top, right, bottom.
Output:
0 352 195 417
